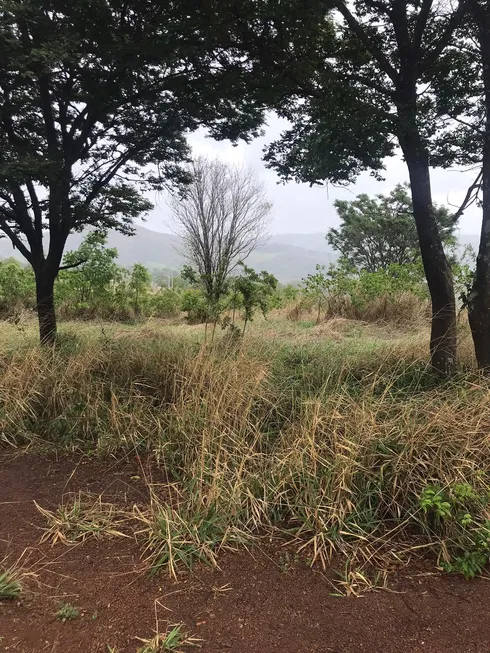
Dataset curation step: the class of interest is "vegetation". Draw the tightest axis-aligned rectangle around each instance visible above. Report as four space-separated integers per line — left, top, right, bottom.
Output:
1 316 489 580
0 1 267 344
0 567 23 600
56 602 80 622
329 185 455 272
3 6 490 651
171 157 271 325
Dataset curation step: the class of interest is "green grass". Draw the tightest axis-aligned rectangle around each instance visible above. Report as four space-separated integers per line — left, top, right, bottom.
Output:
0 568 22 600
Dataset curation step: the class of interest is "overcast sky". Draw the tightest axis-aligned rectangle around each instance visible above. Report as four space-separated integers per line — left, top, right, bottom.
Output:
144 113 482 237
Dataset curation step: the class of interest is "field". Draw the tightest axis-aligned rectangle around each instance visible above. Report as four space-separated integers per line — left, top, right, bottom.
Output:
2 314 490 652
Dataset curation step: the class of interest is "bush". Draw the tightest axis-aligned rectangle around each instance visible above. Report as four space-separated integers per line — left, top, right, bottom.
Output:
150 289 181 318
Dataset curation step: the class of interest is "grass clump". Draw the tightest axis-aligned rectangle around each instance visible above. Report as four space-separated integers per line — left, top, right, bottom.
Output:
137 624 201 652
136 496 250 578
0 567 23 600
36 492 126 545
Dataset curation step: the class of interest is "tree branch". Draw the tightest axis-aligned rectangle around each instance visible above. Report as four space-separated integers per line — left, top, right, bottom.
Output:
0 213 33 263
413 0 434 52
333 0 398 82
59 258 87 271
450 169 483 224
420 0 469 74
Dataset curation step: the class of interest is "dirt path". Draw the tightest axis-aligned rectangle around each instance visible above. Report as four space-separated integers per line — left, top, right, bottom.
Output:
1 452 490 653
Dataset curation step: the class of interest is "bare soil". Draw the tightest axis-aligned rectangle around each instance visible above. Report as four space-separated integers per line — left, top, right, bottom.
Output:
2 452 490 653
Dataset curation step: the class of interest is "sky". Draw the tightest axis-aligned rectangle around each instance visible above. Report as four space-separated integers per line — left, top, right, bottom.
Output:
144 114 482 239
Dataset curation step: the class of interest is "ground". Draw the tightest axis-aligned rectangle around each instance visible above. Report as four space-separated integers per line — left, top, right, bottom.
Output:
2 452 490 653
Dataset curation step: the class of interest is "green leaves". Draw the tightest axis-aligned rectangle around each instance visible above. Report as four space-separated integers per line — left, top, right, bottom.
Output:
328 184 455 272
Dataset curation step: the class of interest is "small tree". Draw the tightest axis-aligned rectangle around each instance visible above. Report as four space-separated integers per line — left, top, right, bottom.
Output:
329 185 455 272
57 232 119 313
171 157 271 318
129 263 152 315
232 263 278 333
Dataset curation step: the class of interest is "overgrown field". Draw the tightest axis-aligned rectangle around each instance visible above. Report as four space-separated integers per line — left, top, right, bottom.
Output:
2 315 490 581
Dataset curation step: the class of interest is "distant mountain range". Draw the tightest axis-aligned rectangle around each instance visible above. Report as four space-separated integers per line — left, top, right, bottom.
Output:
0 227 337 283
0 227 481 283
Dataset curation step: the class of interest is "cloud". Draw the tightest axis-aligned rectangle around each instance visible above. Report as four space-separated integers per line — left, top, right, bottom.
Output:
144 114 482 236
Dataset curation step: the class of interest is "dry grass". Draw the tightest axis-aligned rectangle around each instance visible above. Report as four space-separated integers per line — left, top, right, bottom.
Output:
0 318 488 577
36 492 127 544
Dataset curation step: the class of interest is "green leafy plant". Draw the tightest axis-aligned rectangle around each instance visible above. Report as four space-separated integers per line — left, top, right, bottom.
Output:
0 568 23 600
56 601 80 621
419 482 490 579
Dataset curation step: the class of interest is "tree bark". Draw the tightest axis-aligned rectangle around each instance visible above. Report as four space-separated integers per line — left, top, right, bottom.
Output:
402 145 457 375
34 266 58 345
467 1 490 369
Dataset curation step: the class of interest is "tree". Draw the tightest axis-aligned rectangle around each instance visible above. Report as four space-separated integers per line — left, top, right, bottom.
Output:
170 157 271 313
129 263 152 315
260 0 471 374
57 232 119 311
329 185 455 272
0 0 266 343
466 0 490 368
232 263 278 333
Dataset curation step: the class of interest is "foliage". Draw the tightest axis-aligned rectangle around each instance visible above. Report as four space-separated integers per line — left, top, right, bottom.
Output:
56 233 119 314
0 567 22 600
231 263 278 333
302 260 428 323
329 185 455 272
130 264 152 315
180 288 210 324
56 602 80 622
136 624 201 652
419 483 490 579
0 259 35 316
150 289 182 319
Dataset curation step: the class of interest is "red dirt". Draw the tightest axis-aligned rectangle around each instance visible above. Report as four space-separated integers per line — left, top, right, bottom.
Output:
2 452 490 653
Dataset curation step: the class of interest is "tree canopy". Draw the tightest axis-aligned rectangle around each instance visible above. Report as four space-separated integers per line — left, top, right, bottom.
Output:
329 184 455 272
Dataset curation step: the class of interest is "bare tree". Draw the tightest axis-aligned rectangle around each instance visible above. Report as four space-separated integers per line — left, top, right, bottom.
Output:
170 157 271 307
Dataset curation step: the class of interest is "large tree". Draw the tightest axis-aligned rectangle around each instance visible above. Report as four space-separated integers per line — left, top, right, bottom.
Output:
0 0 266 343
259 0 470 374
465 0 490 368
329 184 455 272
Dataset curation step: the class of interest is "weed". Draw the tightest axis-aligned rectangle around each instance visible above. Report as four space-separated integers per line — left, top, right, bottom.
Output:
136 623 201 652
419 482 490 578
56 601 80 621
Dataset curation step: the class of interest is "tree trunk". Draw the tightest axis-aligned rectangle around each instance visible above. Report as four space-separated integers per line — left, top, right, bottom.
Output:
467 2 490 369
35 268 57 345
403 148 457 375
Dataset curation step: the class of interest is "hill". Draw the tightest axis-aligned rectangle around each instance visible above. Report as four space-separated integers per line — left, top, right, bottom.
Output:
0 227 336 283
0 227 479 283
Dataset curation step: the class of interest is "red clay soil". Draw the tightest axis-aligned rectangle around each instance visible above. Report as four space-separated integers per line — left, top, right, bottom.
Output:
2 452 490 653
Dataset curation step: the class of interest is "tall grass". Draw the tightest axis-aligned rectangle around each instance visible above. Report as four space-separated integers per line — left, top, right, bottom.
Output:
1 320 488 576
